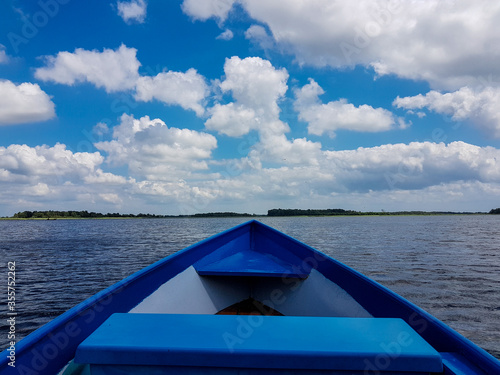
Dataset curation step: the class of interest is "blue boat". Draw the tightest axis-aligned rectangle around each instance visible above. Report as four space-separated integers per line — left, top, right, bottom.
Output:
2 220 500 374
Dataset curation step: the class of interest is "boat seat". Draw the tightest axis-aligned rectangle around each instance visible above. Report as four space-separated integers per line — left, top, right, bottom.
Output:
75 313 442 374
194 249 309 278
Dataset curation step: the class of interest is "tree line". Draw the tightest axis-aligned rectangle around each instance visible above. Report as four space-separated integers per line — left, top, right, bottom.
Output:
188 212 257 218
9 208 500 219
268 208 492 216
9 210 256 219
12 210 168 219
268 208 357 216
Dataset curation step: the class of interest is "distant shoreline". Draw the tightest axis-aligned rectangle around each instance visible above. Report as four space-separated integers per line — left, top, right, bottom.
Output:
1 209 497 220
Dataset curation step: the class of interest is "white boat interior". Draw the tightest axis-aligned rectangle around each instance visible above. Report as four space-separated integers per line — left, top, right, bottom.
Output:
130 266 373 318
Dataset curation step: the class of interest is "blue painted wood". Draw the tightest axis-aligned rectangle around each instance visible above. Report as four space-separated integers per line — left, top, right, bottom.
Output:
440 353 488 374
76 314 442 373
1 220 500 375
195 249 309 277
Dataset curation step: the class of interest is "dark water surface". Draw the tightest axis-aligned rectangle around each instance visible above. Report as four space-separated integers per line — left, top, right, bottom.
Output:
0 216 499 359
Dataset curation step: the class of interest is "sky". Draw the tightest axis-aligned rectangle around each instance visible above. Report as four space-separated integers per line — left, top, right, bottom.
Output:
1 0 500 216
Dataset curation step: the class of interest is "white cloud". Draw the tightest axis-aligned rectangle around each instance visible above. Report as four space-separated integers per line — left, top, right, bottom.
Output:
254 134 322 165
135 69 208 116
205 56 289 136
205 56 323 166
99 193 123 205
221 56 288 113
209 1 500 91
35 44 141 93
295 79 405 137
95 114 218 181
132 180 214 203
245 25 274 50
93 122 110 137
394 86 500 138
136 139 500 213
0 143 103 181
206 103 257 137
202 165 331 205
2 138 500 215
217 29 234 40
34 45 210 114
307 181 500 213
0 80 56 125
117 0 147 24
181 0 236 22
0 143 136 214
83 169 128 185
323 141 500 192
26 183 51 196
197 140 500 214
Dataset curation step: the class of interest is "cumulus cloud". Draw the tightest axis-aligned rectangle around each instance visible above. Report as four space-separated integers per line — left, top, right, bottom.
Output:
205 56 322 165
2 138 500 215
295 79 406 137
34 45 210 114
0 80 56 125
202 141 500 212
206 103 257 137
35 44 141 93
196 0 500 91
221 56 288 112
323 141 500 192
95 114 218 181
175 139 499 215
216 29 234 40
135 69 208 116
181 0 236 22
394 86 500 138
255 134 323 165
117 0 147 23
206 56 289 136
26 183 51 197
99 193 123 205
132 180 216 204
245 25 275 50
0 142 136 213
83 169 128 185
20 139 500 213
0 143 103 181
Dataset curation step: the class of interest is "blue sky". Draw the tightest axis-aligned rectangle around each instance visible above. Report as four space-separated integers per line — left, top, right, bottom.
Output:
1 0 500 216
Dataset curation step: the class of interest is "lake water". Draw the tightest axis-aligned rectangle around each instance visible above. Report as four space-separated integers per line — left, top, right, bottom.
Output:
0 216 499 359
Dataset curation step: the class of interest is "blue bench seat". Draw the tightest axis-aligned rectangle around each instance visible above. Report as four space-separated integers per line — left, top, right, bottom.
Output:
75 314 442 374
194 250 309 278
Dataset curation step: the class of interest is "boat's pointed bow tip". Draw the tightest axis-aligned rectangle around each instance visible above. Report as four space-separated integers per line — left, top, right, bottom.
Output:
243 219 262 227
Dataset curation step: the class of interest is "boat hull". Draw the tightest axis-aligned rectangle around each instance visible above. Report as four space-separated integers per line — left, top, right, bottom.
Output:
1 220 499 374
